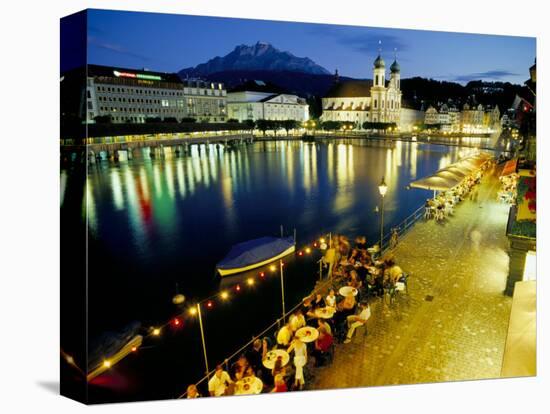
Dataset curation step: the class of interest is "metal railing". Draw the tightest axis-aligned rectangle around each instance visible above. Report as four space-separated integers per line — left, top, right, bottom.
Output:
380 204 426 254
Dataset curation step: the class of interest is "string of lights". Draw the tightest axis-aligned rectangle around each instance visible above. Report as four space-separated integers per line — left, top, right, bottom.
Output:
69 232 333 377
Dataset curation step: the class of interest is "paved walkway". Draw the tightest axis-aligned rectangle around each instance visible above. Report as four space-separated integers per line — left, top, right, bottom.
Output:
310 163 513 390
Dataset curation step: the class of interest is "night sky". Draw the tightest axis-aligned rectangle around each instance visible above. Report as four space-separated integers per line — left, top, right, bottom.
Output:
67 9 535 84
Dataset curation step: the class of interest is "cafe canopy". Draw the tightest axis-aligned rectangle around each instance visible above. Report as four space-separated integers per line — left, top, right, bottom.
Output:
410 153 492 192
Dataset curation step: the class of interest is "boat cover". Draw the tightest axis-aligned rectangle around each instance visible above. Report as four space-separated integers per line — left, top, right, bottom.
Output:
217 236 295 270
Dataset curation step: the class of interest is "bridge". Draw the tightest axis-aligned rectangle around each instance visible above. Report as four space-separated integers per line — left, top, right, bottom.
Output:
60 129 505 164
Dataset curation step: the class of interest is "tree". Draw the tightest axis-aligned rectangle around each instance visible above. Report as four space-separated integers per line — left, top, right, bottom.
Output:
180 117 196 123
227 118 239 123
163 117 178 123
243 119 256 129
362 121 397 131
256 119 269 136
322 121 343 131
281 120 300 135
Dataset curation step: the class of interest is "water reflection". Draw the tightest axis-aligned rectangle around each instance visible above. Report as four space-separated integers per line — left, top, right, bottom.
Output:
81 139 478 300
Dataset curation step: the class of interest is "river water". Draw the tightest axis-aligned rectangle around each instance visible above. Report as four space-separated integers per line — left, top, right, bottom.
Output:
61 138 485 402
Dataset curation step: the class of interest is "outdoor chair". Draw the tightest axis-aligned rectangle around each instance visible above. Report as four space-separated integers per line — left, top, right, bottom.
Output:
397 272 410 294
424 207 433 220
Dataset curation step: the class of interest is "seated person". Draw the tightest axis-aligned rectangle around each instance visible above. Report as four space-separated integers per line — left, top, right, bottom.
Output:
301 295 313 315
343 302 371 344
312 326 334 366
317 318 333 336
289 309 306 332
348 270 362 290
208 365 233 397
312 292 324 309
383 258 403 286
271 374 288 393
276 322 293 347
186 384 201 399
325 288 337 308
355 236 368 252
245 338 265 374
334 293 356 340
231 354 249 381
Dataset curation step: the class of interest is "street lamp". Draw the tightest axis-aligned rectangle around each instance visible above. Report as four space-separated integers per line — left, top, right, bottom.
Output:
189 302 210 380
378 177 388 250
279 259 286 322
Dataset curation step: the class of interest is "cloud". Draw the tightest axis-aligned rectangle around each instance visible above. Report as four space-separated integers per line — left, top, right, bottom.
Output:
445 70 520 83
309 25 408 56
88 36 152 62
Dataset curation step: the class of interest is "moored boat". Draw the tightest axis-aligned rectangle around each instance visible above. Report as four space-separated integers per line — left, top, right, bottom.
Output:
217 236 296 276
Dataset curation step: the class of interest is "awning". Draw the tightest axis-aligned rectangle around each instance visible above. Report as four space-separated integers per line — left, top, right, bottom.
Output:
501 159 518 177
410 153 492 191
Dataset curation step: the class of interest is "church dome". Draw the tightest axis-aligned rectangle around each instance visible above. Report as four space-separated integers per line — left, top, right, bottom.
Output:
390 59 400 73
373 54 385 69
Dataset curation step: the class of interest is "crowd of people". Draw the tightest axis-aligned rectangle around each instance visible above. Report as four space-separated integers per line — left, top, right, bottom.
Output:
185 235 408 399
423 162 491 222
498 173 518 204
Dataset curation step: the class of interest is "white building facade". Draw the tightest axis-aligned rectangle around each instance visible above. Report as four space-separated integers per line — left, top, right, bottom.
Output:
424 102 499 134
226 83 309 122
85 65 227 124
321 54 402 127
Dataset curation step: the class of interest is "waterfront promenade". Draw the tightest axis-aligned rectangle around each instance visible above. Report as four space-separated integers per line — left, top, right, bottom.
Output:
310 163 513 389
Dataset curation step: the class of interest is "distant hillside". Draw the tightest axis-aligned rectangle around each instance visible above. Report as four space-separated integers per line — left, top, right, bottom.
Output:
179 42 330 78
197 69 352 98
178 42 525 115
401 77 526 111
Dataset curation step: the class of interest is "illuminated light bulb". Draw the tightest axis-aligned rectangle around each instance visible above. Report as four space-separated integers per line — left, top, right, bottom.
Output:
103 360 111 368
305 247 312 254
173 318 181 326
259 272 265 277
319 238 326 244
207 301 213 308
131 346 137 352
221 291 229 300
152 328 161 336
281 262 285 267
298 251 303 256
66 355 74 365
189 307 197 316
269 265 277 272
313 242 318 247
236 285 241 292
247 278 255 286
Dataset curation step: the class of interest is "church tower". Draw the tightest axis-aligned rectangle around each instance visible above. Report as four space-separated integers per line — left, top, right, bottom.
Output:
370 42 386 123
373 52 385 87
388 50 402 125
390 52 400 90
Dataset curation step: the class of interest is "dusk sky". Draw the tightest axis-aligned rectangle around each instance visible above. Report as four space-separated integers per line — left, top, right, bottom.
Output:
79 9 536 85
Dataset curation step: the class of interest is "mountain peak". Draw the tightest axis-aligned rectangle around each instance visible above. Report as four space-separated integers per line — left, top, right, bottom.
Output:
179 42 330 77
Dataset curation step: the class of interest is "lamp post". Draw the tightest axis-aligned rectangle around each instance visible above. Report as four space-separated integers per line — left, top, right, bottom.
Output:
378 177 388 250
195 303 210 380
279 259 286 322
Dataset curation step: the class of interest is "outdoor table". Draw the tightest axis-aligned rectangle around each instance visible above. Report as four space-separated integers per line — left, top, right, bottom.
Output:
234 376 263 395
314 307 336 319
262 349 290 369
339 286 358 297
295 326 319 343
